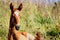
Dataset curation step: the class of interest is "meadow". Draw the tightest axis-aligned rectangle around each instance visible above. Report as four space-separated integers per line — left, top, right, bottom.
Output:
0 0 60 40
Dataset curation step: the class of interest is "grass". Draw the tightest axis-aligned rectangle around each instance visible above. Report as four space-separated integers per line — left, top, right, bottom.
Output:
0 1 60 40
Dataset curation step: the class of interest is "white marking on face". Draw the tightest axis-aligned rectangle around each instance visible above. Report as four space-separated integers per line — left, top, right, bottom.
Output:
14 10 19 16
16 23 20 26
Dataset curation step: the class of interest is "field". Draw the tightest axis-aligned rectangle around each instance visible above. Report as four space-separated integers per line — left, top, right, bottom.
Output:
0 0 60 40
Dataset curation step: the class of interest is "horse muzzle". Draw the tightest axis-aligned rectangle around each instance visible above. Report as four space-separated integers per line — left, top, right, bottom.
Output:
15 25 20 30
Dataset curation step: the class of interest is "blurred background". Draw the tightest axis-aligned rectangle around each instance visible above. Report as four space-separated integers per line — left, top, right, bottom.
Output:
0 0 60 40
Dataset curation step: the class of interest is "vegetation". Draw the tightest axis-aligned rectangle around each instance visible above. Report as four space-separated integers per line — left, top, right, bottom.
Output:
0 0 60 40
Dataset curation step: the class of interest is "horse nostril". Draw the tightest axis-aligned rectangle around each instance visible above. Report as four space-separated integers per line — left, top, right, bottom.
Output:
15 25 20 30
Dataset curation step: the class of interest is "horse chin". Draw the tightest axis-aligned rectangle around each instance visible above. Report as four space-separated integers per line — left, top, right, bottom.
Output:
15 25 20 30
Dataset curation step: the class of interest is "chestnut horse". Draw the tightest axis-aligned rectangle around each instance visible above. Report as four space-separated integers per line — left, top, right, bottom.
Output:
8 3 40 40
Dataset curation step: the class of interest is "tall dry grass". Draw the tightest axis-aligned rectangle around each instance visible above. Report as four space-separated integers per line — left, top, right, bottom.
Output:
0 0 60 40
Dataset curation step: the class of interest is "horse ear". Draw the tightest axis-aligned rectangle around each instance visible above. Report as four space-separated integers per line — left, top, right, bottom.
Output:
10 3 14 11
18 3 23 11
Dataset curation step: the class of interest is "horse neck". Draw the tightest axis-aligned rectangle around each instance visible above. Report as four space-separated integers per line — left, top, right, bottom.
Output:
10 25 18 40
10 25 18 35
12 26 18 34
